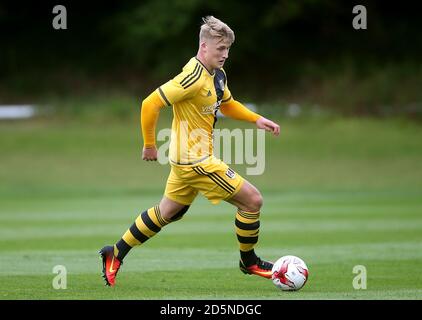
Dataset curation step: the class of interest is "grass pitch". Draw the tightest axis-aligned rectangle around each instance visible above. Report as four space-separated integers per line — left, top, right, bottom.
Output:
1 116 422 299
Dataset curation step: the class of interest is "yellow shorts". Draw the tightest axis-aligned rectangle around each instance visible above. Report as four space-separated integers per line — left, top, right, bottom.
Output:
164 156 245 205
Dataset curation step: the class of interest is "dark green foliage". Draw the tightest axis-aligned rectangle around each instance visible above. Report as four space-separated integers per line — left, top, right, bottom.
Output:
0 1 421 115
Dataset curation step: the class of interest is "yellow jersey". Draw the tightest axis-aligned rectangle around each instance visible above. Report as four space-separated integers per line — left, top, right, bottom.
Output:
156 57 233 165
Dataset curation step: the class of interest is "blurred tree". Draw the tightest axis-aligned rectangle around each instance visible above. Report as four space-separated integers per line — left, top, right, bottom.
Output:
0 0 421 115
103 0 203 76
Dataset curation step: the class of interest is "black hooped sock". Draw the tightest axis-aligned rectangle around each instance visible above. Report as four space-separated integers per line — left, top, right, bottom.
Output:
241 250 258 267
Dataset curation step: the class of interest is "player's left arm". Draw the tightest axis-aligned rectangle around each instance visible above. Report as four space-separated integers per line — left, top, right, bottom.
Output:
219 70 279 136
220 99 280 136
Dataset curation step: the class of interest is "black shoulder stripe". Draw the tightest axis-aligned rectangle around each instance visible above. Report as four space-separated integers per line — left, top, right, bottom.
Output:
183 68 203 89
182 65 202 88
180 64 199 87
158 87 171 106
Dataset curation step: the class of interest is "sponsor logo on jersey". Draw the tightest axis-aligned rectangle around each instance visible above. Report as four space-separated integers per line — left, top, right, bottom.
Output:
202 101 221 114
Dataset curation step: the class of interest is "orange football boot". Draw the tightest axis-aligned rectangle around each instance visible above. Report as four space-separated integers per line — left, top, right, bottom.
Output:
239 257 273 279
99 245 122 286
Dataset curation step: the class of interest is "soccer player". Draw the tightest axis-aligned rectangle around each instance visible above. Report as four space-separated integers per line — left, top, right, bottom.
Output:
100 16 280 286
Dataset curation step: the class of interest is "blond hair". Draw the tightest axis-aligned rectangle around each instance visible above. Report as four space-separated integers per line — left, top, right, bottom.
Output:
199 16 235 44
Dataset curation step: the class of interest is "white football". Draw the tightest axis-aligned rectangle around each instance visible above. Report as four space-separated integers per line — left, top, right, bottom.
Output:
271 255 309 291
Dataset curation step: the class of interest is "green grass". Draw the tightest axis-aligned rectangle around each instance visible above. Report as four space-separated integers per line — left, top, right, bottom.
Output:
1 116 422 299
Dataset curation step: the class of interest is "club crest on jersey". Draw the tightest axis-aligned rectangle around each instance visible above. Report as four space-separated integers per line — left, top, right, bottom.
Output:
226 168 236 179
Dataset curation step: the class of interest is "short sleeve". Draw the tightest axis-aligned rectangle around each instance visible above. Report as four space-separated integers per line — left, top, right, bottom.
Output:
156 67 204 106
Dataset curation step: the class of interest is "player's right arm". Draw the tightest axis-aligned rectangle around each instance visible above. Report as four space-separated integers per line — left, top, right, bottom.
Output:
140 63 203 161
141 91 165 161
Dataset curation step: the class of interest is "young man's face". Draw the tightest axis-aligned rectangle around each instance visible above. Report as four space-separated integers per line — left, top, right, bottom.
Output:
203 37 231 70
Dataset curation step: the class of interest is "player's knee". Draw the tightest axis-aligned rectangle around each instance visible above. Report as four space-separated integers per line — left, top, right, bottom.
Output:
253 193 263 211
247 191 263 212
